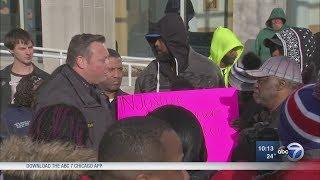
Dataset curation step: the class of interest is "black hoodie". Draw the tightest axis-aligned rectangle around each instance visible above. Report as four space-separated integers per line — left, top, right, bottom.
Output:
135 13 223 93
151 13 189 73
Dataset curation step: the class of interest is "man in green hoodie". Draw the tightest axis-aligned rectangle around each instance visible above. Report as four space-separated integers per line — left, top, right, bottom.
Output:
255 8 288 62
209 27 244 87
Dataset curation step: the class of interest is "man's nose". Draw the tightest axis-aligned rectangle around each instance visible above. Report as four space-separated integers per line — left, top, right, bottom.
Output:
154 39 161 46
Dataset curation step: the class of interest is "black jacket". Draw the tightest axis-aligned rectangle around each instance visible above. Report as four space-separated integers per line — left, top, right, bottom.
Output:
0 64 49 113
135 13 223 93
35 65 115 150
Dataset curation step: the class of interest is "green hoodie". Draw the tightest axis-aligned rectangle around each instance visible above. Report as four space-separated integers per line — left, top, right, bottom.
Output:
209 27 244 86
255 8 288 62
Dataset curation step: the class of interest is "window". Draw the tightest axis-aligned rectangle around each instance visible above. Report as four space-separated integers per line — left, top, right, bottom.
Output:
115 0 167 57
115 0 230 58
0 0 20 41
287 0 320 33
187 0 229 56
23 0 42 46
0 0 42 46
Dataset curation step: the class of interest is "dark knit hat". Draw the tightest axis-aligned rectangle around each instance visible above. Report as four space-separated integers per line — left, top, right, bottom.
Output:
279 82 320 151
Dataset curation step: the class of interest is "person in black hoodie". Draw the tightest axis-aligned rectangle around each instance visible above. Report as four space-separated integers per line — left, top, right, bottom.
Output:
134 13 223 93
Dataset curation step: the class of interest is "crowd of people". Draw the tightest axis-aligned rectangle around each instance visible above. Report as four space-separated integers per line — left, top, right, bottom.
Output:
0 4 319 180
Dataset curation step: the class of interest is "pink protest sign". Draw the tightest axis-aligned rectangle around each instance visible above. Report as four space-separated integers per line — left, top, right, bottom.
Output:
117 88 239 162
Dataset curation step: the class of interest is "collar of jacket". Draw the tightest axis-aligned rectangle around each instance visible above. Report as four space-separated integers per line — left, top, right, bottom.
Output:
0 64 13 81
0 63 46 81
114 89 128 100
61 65 102 107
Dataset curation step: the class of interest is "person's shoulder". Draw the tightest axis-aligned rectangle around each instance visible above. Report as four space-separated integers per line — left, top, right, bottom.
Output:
138 60 157 77
33 65 50 79
0 64 13 78
188 48 209 64
37 68 70 94
118 89 129 96
257 27 274 36
35 72 75 110
188 49 220 72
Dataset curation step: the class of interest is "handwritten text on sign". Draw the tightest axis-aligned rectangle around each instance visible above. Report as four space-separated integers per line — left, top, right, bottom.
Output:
117 88 239 162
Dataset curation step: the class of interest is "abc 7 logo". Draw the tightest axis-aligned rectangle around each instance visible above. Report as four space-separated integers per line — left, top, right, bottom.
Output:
278 142 304 161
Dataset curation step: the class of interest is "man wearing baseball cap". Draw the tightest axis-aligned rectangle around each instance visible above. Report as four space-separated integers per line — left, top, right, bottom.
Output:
231 56 303 162
246 56 303 128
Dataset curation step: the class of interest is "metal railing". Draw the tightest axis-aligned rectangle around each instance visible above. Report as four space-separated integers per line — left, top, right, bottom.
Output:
121 56 153 86
0 43 67 65
0 43 152 86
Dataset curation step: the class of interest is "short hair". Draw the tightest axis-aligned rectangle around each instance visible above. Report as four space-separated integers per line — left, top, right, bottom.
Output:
107 48 121 59
13 75 41 107
66 33 106 67
148 105 207 162
29 104 89 146
98 116 173 162
4 28 34 50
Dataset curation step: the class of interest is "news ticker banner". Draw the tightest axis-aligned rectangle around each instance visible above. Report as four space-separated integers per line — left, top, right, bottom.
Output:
0 162 319 170
117 88 239 162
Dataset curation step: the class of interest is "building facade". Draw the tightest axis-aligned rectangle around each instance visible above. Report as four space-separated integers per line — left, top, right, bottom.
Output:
1 0 319 72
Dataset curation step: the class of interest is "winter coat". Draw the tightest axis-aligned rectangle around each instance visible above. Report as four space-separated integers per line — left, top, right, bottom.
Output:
135 13 223 93
0 136 96 180
255 8 289 62
0 64 49 112
209 27 244 86
35 65 115 150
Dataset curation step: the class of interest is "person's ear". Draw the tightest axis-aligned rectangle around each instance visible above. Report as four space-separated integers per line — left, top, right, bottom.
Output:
75 56 87 69
135 173 148 180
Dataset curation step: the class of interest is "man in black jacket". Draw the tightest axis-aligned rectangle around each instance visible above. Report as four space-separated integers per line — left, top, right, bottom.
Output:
35 34 114 149
135 13 223 93
0 28 49 113
99 48 128 120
